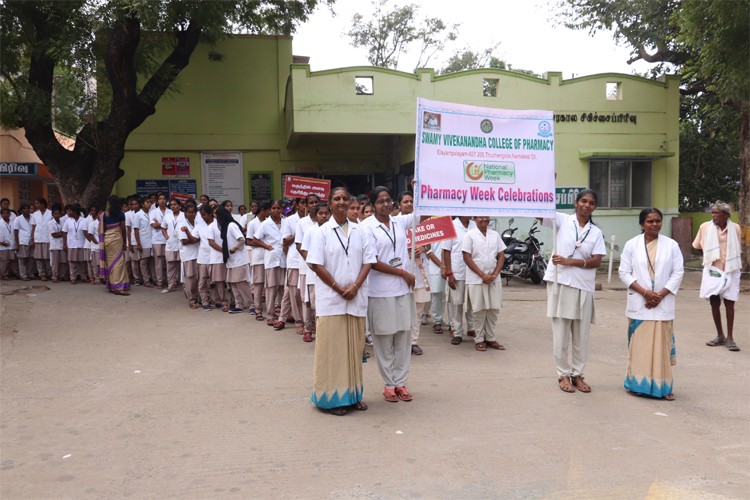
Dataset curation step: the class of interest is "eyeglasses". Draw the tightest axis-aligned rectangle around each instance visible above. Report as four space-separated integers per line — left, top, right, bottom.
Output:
375 198 393 205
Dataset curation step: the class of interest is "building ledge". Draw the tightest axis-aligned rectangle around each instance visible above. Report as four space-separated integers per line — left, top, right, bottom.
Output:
578 150 675 159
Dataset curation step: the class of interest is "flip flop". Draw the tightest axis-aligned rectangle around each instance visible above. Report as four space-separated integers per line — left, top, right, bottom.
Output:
451 336 462 345
475 342 486 352
350 401 368 411
558 376 576 393
485 341 505 350
329 408 348 416
572 376 592 393
394 387 412 402
727 340 741 352
383 388 398 402
664 394 675 401
706 336 726 346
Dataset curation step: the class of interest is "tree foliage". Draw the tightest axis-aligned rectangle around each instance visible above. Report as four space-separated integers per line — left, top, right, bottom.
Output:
439 46 540 77
347 0 458 70
556 0 750 269
0 0 324 207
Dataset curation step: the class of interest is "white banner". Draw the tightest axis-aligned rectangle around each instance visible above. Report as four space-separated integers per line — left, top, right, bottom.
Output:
201 152 244 208
414 98 556 218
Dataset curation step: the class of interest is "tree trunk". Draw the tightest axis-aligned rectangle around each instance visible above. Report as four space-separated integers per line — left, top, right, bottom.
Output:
739 103 750 276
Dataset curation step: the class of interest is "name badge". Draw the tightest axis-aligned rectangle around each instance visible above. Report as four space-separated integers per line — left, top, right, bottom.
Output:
173 231 179 239
389 257 402 268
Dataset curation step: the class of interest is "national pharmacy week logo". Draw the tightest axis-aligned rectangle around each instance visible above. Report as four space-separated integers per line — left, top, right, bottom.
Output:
464 161 516 184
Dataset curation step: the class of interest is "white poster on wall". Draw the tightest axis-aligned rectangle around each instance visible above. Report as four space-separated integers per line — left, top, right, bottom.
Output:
201 151 244 208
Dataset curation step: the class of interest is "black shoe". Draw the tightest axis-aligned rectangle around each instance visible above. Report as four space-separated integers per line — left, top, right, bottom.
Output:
411 345 423 355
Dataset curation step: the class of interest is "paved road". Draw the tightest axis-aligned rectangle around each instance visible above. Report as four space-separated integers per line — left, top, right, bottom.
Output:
1 271 748 499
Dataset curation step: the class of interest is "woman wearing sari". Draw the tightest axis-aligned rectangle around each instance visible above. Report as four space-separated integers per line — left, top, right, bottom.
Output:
618 208 684 400
99 195 130 296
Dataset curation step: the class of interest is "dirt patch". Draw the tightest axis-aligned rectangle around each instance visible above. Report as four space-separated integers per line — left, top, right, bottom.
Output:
1 285 50 296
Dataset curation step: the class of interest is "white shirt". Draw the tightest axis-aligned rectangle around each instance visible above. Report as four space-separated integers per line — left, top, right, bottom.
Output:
295 216 316 276
150 207 167 245
619 234 684 321
133 210 153 248
196 223 213 265
462 228 507 285
282 212 302 269
441 218 476 281
0 219 15 250
31 209 52 243
87 218 99 248
307 218 376 317
161 210 185 252
178 218 199 261
247 217 265 266
125 210 137 246
13 215 32 246
542 212 607 293
362 213 415 298
47 218 64 251
226 223 250 268
255 217 286 269
301 224 320 287
208 220 223 265
62 217 87 248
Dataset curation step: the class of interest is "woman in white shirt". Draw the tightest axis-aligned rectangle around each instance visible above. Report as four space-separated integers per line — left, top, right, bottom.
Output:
247 201 270 320
295 194 321 341
30 197 53 280
196 205 216 311
150 193 168 288
362 186 418 403
161 199 185 293
462 217 507 351
85 206 100 284
13 204 34 280
300 202 331 342
62 204 89 284
207 209 228 312
134 198 154 287
253 200 286 328
442 216 477 344
217 206 253 313
307 187 376 416
0 207 16 280
542 189 607 394
619 208 684 400
47 204 67 282
178 204 200 308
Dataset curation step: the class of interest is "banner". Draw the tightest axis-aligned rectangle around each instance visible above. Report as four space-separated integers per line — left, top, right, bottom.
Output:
162 157 190 177
406 215 458 249
201 152 244 208
284 175 331 200
414 98 556 218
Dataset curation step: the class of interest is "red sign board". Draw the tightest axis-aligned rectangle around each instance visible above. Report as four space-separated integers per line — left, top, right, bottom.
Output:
284 175 331 200
171 192 193 204
162 157 190 177
406 216 457 249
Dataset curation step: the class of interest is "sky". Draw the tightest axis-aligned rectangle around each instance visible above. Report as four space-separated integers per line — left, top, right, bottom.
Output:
293 0 656 78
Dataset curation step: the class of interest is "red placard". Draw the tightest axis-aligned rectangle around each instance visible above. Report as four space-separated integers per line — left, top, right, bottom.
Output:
406 216 457 249
170 192 193 204
284 175 331 200
162 157 190 177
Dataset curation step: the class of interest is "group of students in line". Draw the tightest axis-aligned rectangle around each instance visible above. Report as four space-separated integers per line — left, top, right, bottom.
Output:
1 188 739 415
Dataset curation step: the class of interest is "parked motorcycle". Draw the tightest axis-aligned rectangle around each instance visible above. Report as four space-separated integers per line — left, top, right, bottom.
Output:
500 218 547 285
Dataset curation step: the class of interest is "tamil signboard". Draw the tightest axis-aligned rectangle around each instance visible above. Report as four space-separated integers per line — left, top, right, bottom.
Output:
414 98 556 218
0 162 37 175
136 179 197 201
162 156 190 177
284 175 331 200
555 187 587 209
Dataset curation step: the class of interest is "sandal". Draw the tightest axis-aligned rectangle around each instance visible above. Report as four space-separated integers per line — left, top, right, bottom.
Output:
394 387 413 402
273 321 285 330
302 332 313 342
558 376 576 393
572 376 591 393
475 342 486 352
114 291 130 296
451 336 462 345
727 340 741 352
329 407 348 416
350 401 368 411
433 323 443 334
664 394 675 401
485 341 505 350
296 325 304 335
706 336 726 347
255 314 265 321
189 303 200 309
467 330 476 338
383 388 398 402
221 305 229 313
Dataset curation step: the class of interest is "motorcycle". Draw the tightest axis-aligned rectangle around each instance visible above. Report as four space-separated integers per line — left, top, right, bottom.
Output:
500 218 547 285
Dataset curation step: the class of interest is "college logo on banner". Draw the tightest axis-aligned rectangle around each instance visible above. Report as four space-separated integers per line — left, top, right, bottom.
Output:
414 98 556 218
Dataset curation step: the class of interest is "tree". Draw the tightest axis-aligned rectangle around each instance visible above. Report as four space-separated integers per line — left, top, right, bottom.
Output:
439 46 540 77
0 0 324 209
347 0 458 70
556 0 750 271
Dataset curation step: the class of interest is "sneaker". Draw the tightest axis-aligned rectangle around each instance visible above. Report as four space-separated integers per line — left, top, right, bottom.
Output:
249 307 256 315
365 334 373 347
202 305 212 311
411 345 423 355
215 303 223 308
161 288 171 294
420 313 429 325
228 307 243 314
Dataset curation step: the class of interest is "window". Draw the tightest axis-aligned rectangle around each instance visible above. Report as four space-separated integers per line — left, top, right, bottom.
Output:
355 76 373 95
483 78 498 97
589 159 652 208
606 81 621 100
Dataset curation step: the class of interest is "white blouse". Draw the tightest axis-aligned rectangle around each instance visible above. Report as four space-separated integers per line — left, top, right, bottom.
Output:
441 218 476 281
162 211 185 252
226 223 250 269
254 217 286 269
178 218 199 262
462 228 507 285
31 209 52 243
362 213 415 298
62 217 86 248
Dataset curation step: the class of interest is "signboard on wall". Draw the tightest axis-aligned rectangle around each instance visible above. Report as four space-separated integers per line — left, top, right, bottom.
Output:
249 173 273 204
555 187 587 209
136 179 197 201
0 162 37 175
162 156 190 177
201 152 244 207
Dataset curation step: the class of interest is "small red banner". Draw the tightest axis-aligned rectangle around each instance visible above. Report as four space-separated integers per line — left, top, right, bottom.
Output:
162 157 190 177
171 192 193 204
406 215 457 249
284 175 331 200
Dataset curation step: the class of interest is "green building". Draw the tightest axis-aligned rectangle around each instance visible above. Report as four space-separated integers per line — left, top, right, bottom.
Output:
119 35 680 252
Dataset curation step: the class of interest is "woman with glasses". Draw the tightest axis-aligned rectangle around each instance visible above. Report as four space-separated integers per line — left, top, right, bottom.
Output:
542 189 607 394
362 186 419 403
